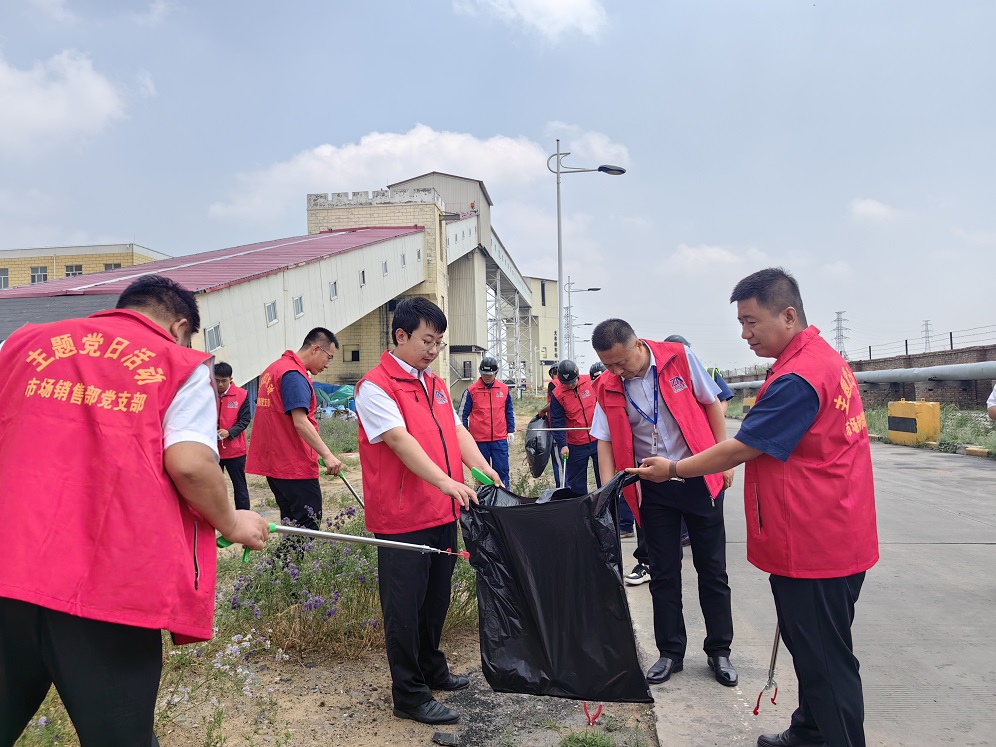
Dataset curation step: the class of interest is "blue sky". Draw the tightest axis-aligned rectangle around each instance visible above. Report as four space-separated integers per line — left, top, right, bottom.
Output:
2 0 994 369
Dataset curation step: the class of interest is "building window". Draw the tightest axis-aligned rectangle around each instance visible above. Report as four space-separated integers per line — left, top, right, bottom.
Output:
329 280 338 300
65 264 83 277
104 263 122 271
417 247 421 261
293 295 304 318
359 269 366 287
401 253 407 268
541 281 547 306
205 324 223 351
264 301 278 326
463 360 472 379
350 348 360 362
446 238 450 247
382 260 388 277
30 267 48 284
0 269 8 290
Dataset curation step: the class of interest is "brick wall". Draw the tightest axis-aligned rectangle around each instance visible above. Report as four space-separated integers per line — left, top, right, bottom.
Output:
0 250 154 288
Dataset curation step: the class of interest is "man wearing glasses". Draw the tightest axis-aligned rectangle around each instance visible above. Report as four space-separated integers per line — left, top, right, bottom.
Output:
246 327 344 531
355 297 501 727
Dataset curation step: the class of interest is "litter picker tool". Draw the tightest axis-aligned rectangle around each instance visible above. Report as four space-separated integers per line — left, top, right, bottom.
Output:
318 457 364 509
217 523 471 563
754 623 780 715
471 467 494 485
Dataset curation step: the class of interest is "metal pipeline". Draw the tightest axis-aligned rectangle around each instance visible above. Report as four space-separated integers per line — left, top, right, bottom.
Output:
728 360 996 390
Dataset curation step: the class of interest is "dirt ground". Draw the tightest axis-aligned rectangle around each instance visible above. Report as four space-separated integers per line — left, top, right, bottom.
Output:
159 427 658 747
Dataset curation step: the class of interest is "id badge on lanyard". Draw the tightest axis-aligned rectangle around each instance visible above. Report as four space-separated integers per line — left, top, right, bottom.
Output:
651 426 659 455
626 367 660 456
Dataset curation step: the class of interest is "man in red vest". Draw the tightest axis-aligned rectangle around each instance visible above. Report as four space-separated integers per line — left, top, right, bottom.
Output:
246 328 344 531
461 355 515 487
0 275 269 745
354 297 500 727
590 319 738 690
536 364 563 487
626 268 879 747
550 359 602 496
215 361 252 510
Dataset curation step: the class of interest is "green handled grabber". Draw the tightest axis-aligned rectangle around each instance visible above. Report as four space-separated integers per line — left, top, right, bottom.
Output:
471 467 494 485
218 523 470 563
215 535 252 563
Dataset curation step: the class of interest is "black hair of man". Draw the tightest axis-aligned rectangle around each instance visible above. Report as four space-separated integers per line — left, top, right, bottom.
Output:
116 275 200 333
391 297 447 346
730 267 808 327
302 327 339 350
214 361 233 379
548 364 559 377
591 318 638 352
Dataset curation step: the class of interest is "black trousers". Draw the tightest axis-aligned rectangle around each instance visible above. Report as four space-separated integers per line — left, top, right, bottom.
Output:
266 476 322 529
376 522 457 710
220 455 250 511
770 572 867 747
639 477 734 660
0 597 162 747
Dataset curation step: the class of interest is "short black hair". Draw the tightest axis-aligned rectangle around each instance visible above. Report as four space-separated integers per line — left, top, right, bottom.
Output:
730 268 808 326
302 327 339 350
591 318 638 352
391 297 446 346
214 361 233 379
116 275 200 333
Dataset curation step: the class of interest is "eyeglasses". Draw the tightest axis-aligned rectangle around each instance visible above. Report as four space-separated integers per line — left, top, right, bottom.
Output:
416 338 447 352
315 346 334 362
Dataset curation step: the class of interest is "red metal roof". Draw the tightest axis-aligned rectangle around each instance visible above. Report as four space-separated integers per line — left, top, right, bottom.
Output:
0 227 424 298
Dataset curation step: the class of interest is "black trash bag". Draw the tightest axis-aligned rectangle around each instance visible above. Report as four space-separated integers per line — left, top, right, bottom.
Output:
524 415 552 478
461 471 652 703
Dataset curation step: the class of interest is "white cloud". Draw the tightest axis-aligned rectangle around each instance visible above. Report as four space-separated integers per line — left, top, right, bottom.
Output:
848 197 898 221
210 124 554 223
665 243 768 276
546 121 630 168
0 51 126 154
953 227 996 246
820 260 853 278
131 0 173 26
134 70 157 98
454 0 607 41
28 0 76 23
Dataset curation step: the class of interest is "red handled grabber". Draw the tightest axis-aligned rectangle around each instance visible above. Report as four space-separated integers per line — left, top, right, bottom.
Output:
754 623 780 715
217 523 471 563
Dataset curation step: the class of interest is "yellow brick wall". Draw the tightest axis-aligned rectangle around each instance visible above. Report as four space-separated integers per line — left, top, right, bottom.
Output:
0 251 150 288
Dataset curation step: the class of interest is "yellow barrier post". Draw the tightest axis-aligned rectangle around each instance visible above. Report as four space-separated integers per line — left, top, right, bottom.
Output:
887 399 941 445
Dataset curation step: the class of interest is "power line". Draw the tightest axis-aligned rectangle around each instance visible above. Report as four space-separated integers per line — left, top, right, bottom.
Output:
833 311 849 359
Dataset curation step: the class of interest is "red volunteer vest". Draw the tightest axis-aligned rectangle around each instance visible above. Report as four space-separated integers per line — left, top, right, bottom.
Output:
218 384 248 458
0 309 217 642
246 351 319 480
466 378 509 442
552 375 598 446
357 351 464 534
594 340 725 523
743 327 879 578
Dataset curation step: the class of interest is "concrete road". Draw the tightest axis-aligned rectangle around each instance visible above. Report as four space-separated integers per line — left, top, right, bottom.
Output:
624 425 996 747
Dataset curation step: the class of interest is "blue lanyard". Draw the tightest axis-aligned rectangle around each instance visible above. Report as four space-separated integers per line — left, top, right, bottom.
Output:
624 366 660 454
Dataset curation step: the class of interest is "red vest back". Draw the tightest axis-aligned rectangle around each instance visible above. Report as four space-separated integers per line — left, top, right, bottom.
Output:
0 309 217 641
743 327 879 578
246 351 318 480
466 378 509 442
218 384 248 458
552 375 598 445
357 351 464 534
594 340 724 522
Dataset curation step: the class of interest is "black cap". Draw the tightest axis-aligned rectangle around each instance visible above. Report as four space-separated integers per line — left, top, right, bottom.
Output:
480 355 498 374
548 364 559 377
557 359 580 384
589 361 606 379
665 334 690 346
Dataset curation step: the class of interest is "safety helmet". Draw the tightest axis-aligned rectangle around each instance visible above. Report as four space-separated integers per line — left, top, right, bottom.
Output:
665 334 690 346
589 361 606 380
480 355 499 374
557 359 580 385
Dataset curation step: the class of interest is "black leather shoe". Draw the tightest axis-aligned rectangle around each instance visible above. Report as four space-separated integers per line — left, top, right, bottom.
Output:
756 729 827 747
393 699 459 725
646 656 683 684
430 673 470 691
707 655 738 686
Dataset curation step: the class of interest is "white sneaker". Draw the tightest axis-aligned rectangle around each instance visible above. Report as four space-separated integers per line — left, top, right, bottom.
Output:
624 564 651 585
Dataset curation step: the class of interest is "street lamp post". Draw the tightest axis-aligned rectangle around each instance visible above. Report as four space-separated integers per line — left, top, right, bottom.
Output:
564 274 600 361
548 139 625 363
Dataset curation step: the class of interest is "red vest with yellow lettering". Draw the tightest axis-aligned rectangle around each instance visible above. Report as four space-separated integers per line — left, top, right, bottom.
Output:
552 374 598 446
246 351 318 480
594 340 725 523
743 327 879 578
0 309 217 642
466 378 510 442
357 351 464 534
218 384 248 458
